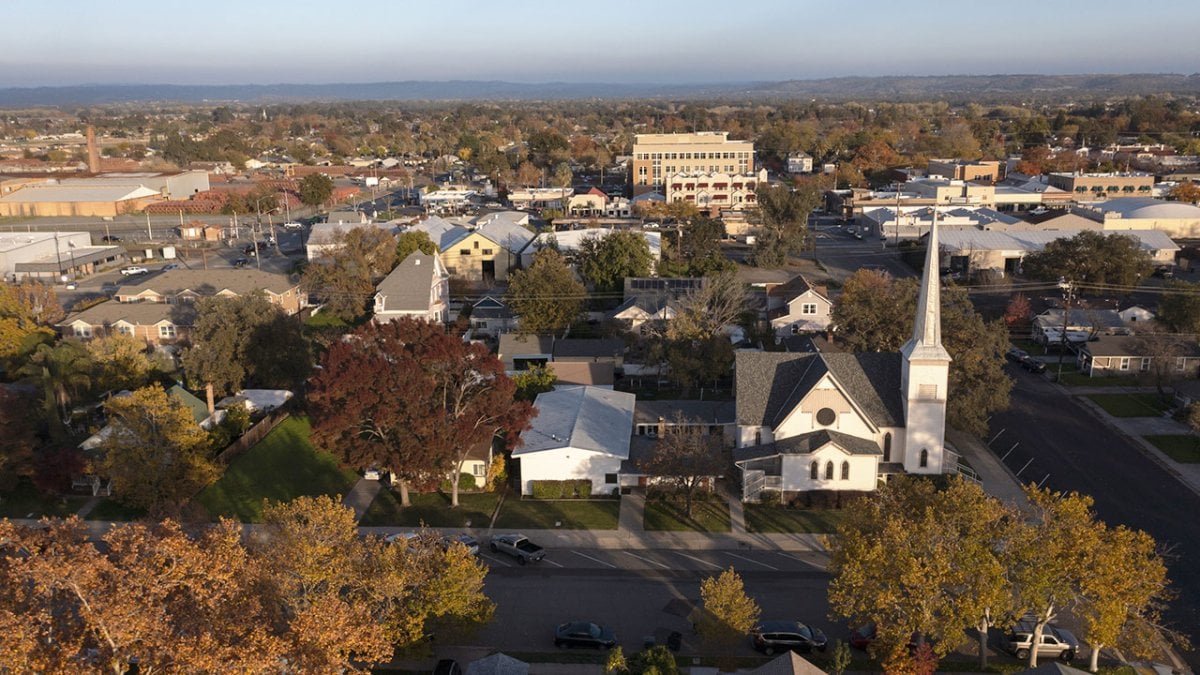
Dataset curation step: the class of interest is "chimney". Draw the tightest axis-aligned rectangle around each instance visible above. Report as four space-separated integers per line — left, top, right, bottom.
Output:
86 125 100 173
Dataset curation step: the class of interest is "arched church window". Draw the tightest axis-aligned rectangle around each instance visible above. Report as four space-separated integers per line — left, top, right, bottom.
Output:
883 433 892 461
841 461 850 480
824 461 834 480
810 461 819 480
920 448 929 468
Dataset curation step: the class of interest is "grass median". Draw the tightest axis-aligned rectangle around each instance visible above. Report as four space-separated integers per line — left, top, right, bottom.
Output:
493 498 621 530
744 504 847 533
1085 393 1171 417
1145 435 1200 463
643 494 731 532
361 489 500 527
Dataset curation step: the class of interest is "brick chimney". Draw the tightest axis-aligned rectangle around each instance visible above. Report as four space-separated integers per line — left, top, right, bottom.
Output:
86 125 100 173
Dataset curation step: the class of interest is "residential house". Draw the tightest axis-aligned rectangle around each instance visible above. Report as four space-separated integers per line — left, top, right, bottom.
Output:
605 196 631 218
513 386 635 496
749 652 827 675
114 269 305 315
612 277 705 331
1118 304 1156 324
59 300 193 346
306 220 396 261
409 212 535 282
372 252 450 324
497 333 624 374
469 295 517 338
1076 335 1200 378
547 362 615 388
732 220 955 501
567 188 607 216
1032 307 1128 346
786 152 813 175
633 399 736 444
465 653 529 675
498 334 554 371
524 228 661 268
767 275 833 337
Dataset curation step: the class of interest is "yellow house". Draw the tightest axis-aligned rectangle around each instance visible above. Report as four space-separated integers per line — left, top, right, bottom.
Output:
411 213 537 283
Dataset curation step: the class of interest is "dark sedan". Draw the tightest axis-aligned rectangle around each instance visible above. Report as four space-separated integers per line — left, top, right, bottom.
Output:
554 621 616 650
751 620 827 655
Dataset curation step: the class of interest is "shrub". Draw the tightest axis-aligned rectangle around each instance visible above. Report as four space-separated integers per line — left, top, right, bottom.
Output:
837 490 870 509
528 479 593 499
629 646 677 675
440 472 477 493
758 490 781 507
484 454 507 492
808 490 837 509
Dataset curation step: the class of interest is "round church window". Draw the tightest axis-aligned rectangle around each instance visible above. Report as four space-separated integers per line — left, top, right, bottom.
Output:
816 407 836 426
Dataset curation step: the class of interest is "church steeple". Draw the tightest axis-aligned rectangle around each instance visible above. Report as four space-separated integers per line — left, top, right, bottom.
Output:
899 210 951 475
900 211 951 363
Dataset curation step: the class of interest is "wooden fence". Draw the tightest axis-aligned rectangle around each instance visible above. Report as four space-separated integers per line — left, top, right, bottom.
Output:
215 410 290 465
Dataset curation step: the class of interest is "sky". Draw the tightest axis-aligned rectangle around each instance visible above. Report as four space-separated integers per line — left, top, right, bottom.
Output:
3 0 1198 87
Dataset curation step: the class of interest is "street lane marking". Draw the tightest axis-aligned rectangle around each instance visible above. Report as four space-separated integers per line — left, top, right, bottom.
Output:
481 553 512 568
623 551 671 569
775 552 827 570
674 552 723 570
723 552 779 571
542 558 565 568
572 551 617 568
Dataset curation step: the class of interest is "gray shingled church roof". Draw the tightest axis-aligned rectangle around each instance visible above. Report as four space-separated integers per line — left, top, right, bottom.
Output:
733 429 882 462
734 351 903 429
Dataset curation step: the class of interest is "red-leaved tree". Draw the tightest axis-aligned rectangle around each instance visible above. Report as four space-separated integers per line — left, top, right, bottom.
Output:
309 318 533 506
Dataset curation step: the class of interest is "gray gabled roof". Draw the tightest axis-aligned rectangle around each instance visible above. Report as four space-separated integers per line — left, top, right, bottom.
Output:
466 653 529 675
60 300 194 328
552 338 625 360
734 429 882 463
515 386 635 458
115 269 300 297
749 651 827 675
375 252 443 313
734 351 903 430
474 213 536 254
408 215 469 251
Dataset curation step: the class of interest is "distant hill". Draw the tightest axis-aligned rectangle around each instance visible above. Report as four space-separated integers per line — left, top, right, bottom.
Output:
2 74 1198 106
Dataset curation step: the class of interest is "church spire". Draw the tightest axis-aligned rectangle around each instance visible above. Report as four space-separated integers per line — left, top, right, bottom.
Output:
900 209 951 362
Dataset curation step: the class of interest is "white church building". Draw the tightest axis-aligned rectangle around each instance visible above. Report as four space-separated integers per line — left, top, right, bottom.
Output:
732 222 954 500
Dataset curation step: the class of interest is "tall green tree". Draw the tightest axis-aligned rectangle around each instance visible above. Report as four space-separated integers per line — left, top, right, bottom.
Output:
1155 279 1200 333
511 364 556 402
636 416 725 517
395 230 439 261
575 230 654 294
182 293 310 412
99 385 220 515
831 270 1011 435
506 249 586 337
828 477 1016 672
298 172 336 207
1022 231 1152 289
750 184 818 267
85 333 154 394
18 340 92 441
661 218 732 277
302 226 399 322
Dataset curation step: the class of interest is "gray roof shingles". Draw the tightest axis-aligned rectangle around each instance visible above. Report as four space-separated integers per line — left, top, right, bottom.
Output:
734 351 903 429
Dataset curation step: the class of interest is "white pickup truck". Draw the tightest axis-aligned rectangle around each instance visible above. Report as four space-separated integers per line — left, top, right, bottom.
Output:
489 534 545 565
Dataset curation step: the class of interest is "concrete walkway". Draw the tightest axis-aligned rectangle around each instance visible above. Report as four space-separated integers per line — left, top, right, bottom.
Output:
341 477 382 522
617 489 646 535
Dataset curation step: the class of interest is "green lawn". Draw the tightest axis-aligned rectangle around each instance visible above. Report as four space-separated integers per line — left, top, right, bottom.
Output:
86 498 146 521
744 504 848 533
494 498 621 530
361 489 500 527
0 479 81 519
1145 435 1200 463
1085 393 1171 417
196 417 358 522
643 495 731 532
1060 372 1137 387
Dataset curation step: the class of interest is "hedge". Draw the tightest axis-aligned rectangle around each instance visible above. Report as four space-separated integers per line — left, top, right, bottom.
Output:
439 472 477 493
529 479 593 499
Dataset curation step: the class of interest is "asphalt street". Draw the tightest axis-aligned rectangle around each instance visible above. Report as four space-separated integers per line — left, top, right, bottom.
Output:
990 365 1200 669
811 225 915 282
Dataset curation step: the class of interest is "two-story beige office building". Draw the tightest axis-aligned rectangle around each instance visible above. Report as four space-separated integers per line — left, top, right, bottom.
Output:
632 132 755 195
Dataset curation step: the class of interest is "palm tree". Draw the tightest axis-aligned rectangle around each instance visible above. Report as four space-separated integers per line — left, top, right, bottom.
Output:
19 341 92 441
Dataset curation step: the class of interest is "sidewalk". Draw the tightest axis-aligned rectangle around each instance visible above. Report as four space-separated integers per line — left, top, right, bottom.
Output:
947 428 1030 509
342 477 382 522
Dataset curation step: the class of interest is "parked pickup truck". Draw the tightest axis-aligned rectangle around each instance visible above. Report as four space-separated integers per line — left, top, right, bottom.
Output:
489 534 544 565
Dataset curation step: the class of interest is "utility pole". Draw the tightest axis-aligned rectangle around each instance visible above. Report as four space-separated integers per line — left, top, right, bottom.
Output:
1056 278 1077 382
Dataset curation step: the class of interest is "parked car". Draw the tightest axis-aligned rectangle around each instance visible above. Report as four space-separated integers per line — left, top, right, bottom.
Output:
750 620 828 655
162 263 180 271
442 533 479 555
1006 347 1030 364
554 621 616 650
119 266 148 276
282 222 303 230
490 534 544 565
848 623 926 652
101 235 121 242
232 258 250 268
65 281 77 290
1022 358 1047 374
1004 619 1079 661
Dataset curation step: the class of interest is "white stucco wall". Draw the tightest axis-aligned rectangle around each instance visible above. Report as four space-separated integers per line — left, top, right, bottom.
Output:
517 448 623 496
780 449 877 491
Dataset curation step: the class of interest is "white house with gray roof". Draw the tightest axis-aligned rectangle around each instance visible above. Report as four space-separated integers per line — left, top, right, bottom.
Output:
513 386 635 496
733 220 953 500
372 252 450 324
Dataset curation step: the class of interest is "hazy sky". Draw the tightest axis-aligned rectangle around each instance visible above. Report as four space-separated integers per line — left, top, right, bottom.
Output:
3 0 1197 87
